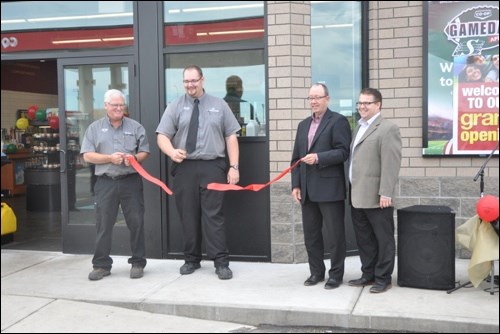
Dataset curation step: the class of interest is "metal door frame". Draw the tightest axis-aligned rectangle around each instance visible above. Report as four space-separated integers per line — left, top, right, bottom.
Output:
58 56 136 255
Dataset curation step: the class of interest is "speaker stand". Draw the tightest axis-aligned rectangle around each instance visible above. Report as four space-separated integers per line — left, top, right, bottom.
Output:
447 262 498 295
484 262 499 295
446 280 473 294
450 143 500 295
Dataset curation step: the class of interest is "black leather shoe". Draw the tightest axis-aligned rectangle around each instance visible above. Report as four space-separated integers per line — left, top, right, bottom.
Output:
179 262 201 275
348 277 375 287
369 282 392 293
304 275 324 286
324 278 342 290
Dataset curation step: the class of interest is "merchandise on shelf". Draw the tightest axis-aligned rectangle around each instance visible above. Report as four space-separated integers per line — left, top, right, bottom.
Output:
28 125 60 169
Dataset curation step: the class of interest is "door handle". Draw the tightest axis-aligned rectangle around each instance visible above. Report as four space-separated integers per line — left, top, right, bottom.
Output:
59 149 66 173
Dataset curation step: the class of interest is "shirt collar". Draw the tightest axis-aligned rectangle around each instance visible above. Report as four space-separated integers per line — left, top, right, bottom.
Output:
311 110 326 122
358 112 380 127
106 115 123 128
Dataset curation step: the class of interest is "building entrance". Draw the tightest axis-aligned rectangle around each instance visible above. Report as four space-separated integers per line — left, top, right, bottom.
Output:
1 59 61 251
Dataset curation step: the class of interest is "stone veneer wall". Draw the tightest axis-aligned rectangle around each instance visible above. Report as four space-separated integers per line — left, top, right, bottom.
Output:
267 1 499 263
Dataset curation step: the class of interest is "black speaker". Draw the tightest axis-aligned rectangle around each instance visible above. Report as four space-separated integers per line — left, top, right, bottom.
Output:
397 205 455 290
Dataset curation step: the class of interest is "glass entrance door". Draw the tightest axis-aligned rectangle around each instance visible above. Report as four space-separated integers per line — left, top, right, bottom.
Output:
58 57 134 254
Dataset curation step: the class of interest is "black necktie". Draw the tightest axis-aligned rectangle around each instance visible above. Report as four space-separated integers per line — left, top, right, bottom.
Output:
186 98 200 153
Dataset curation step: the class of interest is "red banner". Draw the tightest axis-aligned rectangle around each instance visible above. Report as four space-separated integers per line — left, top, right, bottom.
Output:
208 160 301 192
129 157 301 194
128 156 173 195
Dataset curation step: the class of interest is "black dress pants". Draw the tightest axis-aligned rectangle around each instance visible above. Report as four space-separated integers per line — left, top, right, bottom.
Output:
302 199 346 280
92 174 146 269
351 206 395 284
173 159 229 268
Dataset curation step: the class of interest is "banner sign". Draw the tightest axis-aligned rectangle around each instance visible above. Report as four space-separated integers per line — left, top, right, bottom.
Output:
424 1 499 156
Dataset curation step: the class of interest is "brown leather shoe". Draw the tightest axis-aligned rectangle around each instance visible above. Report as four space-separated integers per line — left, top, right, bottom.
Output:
348 277 375 287
304 275 324 286
369 283 392 293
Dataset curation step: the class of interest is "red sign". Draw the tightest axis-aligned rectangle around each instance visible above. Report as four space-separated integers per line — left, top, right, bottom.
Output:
1 27 134 53
165 17 264 45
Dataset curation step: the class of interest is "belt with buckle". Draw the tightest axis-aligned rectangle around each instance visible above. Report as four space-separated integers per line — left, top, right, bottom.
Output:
101 173 136 180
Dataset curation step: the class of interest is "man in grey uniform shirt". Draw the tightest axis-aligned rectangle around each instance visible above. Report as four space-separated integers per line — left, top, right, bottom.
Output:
156 65 240 280
81 89 150 281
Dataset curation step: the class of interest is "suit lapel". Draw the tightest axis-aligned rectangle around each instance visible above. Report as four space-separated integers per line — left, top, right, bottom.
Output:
302 117 313 153
357 116 382 147
351 125 361 152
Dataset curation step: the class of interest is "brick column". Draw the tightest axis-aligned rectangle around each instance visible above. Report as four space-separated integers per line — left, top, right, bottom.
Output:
267 1 311 263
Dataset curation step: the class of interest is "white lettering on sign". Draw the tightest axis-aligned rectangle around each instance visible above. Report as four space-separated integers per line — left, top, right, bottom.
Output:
1 37 18 49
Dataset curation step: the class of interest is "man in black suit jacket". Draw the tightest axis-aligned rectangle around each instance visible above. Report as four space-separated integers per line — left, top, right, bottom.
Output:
291 83 351 289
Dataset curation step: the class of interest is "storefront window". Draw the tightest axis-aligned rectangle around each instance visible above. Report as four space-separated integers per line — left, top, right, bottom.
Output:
165 50 266 137
163 1 264 46
1 1 133 52
311 1 362 128
163 1 265 137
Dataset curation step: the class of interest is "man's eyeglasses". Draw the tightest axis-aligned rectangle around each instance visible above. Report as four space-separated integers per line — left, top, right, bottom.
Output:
183 78 202 85
107 103 126 108
356 101 378 107
306 96 327 102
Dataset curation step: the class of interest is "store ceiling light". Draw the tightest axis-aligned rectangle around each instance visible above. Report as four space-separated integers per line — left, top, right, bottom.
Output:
52 39 102 45
1 19 27 24
51 36 133 45
25 12 132 23
168 3 263 14
102 37 134 41
197 29 264 36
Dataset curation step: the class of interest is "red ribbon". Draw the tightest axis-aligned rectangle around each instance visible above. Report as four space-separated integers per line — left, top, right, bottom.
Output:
207 160 301 192
128 156 173 195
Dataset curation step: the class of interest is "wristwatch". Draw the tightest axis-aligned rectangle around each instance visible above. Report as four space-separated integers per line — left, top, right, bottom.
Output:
230 164 239 170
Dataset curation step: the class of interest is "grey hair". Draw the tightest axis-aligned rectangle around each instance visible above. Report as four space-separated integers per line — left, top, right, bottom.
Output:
104 89 126 103
312 82 329 97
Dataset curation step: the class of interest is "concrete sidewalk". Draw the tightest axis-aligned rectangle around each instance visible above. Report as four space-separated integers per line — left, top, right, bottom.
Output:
1 249 498 333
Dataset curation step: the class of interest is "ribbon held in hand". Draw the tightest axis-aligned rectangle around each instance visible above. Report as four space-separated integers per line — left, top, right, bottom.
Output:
128 156 173 195
207 160 301 192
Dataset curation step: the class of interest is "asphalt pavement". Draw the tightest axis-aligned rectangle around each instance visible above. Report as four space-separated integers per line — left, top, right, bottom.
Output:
1 250 498 333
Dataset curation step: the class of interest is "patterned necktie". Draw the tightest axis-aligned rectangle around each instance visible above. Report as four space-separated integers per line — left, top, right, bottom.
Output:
186 98 200 153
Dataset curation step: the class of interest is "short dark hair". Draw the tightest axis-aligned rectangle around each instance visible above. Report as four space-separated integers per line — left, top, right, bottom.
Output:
360 88 382 105
183 65 203 78
226 75 242 93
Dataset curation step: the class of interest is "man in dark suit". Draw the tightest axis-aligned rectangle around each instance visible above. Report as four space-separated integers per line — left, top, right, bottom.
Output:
349 88 402 293
291 83 351 289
